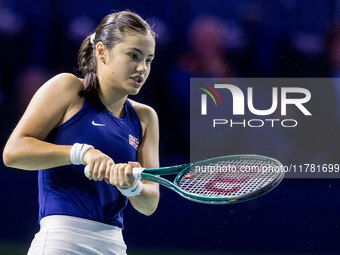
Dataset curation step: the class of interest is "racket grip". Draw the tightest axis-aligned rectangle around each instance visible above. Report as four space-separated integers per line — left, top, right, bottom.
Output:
84 165 145 180
132 167 145 180
84 165 89 178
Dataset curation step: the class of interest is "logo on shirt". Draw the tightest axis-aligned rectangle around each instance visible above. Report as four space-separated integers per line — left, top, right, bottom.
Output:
92 120 106 127
129 134 139 150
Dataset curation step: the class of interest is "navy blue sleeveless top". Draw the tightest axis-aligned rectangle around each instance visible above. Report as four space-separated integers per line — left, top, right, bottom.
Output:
38 96 142 229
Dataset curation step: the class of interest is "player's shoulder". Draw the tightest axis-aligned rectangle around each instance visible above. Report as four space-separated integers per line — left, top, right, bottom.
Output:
45 73 83 92
128 99 158 123
39 73 84 104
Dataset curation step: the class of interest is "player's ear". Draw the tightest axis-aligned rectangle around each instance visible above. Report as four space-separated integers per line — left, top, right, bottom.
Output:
96 42 107 63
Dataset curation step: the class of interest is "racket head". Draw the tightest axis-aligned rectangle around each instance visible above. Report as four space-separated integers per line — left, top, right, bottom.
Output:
173 154 284 204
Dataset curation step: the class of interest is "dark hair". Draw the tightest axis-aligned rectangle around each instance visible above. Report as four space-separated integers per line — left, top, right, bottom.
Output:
78 10 156 98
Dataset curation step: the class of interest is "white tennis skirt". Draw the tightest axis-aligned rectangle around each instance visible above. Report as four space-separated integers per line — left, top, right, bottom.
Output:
27 215 127 255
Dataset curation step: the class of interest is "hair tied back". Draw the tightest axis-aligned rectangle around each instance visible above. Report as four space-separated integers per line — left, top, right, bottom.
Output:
90 33 96 45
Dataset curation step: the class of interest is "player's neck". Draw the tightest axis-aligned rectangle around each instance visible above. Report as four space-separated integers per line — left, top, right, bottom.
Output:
98 90 127 118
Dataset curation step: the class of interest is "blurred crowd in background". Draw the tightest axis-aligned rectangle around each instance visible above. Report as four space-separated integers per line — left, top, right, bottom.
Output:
1 0 340 252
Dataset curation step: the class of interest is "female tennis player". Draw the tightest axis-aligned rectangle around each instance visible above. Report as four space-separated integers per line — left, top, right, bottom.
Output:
3 10 159 254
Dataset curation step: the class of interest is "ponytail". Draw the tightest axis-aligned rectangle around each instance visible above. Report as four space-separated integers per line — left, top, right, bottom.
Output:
77 34 99 98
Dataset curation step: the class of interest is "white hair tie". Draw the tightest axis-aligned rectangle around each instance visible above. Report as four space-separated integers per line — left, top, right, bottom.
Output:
90 32 96 45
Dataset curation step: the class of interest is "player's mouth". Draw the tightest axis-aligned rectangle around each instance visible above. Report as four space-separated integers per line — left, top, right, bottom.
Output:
130 75 144 87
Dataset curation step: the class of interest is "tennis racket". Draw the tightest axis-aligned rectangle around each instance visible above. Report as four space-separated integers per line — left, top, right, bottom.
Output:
84 154 284 204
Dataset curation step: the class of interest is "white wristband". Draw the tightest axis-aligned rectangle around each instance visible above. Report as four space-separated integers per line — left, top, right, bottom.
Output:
70 143 94 165
117 180 144 197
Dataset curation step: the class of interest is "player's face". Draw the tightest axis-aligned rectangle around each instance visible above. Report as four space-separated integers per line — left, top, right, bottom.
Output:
103 32 155 96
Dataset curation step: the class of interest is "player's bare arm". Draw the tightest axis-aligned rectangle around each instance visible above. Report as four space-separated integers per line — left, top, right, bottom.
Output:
3 73 85 170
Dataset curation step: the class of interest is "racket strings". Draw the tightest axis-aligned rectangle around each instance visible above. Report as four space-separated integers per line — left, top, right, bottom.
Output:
176 158 281 198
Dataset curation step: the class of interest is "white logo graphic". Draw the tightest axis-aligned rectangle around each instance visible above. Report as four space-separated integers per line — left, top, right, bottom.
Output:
200 83 312 128
91 120 106 127
202 84 312 116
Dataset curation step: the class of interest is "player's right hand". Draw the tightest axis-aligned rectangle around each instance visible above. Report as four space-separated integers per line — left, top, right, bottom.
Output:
83 149 114 181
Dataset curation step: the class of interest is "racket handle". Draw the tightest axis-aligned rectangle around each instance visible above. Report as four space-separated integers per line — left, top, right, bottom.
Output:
84 165 145 180
84 165 89 178
132 167 145 180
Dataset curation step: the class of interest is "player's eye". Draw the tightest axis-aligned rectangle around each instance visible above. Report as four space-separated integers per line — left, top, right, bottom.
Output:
146 58 153 64
128 53 139 61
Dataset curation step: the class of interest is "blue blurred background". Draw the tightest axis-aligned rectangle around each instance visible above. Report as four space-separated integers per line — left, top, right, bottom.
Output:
1 0 340 254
